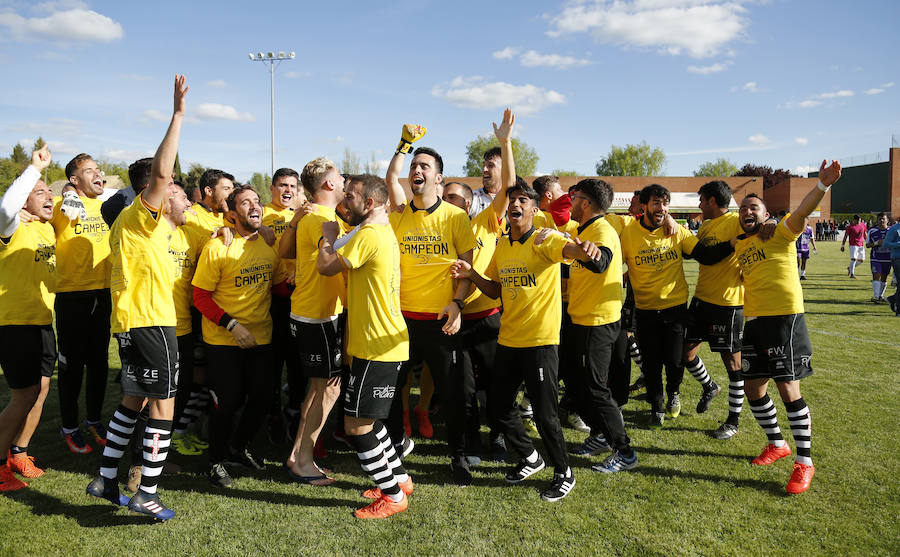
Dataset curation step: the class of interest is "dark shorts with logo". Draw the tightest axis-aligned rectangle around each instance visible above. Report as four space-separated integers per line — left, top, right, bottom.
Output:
343 357 402 419
290 316 344 379
740 314 813 382
685 298 743 353
116 326 179 399
0 324 56 389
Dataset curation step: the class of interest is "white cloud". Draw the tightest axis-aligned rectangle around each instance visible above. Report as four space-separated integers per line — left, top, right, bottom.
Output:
687 61 730 74
547 0 748 58
865 82 894 95
796 99 822 108
748 133 770 145
743 81 758 92
492 47 519 60
431 76 566 115
284 71 312 79
0 8 123 43
102 148 153 162
207 79 227 88
141 109 168 123
519 50 591 69
793 165 815 177
120 73 152 81
815 90 853 99
795 137 808 145
193 103 256 122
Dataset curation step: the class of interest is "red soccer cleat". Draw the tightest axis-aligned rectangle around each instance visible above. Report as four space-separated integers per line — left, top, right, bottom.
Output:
752 443 791 465
785 462 815 494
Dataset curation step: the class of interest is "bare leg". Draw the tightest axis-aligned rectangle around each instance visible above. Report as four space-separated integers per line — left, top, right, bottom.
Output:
289 376 341 478
13 377 51 448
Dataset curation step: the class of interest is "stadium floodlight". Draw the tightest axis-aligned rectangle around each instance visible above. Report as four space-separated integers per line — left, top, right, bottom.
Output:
248 49 295 176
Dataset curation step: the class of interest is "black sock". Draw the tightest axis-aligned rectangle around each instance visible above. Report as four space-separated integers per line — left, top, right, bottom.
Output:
10 445 27 455
140 418 173 494
349 429 400 498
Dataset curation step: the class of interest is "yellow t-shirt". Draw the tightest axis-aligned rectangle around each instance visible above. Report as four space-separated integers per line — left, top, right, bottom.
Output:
51 195 110 292
605 213 635 237
734 216 804 317
262 203 295 282
109 195 176 333
389 199 476 315
184 203 224 251
693 212 744 307
0 221 56 325
620 219 699 310
463 206 503 316
567 217 623 326
191 236 285 346
291 204 345 320
169 224 205 336
337 223 409 362
486 228 570 347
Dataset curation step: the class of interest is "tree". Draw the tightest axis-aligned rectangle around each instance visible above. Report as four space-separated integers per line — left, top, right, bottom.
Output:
10 144 28 170
595 141 666 176
340 147 362 174
30 137 65 185
249 172 272 204
552 169 578 177
693 158 738 177
97 161 131 188
464 135 538 177
182 162 209 192
734 163 795 190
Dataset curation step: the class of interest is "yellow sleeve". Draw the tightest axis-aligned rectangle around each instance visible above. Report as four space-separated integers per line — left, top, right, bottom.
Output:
536 232 570 264
389 210 401 232
337 227 375 270
191 242 222 291
454 211 477 254
485 250 499 282
680 227 699 254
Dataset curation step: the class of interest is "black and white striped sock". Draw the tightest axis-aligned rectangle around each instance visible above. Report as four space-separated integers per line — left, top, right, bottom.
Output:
139 418 172 494
726 371 744 425
99 405 139 480
372 421 408 483
685 356 712 388
350 430 401 501
749 394 785 447
627 337 643 370
785 398 812 466
175 384 207 433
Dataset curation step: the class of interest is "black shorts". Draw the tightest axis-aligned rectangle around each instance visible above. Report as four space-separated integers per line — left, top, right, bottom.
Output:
0 324 56 389
290 316 344 379
741 314 813 382
116 326 179 399
343 357 402 419
621 280 636 332
685 298 743 353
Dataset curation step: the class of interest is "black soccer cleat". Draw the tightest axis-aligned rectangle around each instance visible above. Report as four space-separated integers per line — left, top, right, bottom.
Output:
86 475 129 506
128 490 175 521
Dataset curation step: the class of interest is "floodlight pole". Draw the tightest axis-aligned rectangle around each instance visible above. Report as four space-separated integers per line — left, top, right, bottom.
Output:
249 51 294 178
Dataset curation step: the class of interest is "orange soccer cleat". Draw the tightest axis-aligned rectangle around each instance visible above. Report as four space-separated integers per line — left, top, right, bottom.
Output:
785 462 815 494
354 493 408 519
362 477 414 500
751 443 791 465
0 466 28 491
7 452 44 479
414 407 433 439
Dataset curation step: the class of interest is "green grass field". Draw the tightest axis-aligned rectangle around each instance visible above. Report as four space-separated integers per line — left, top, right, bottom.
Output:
1 240 898 556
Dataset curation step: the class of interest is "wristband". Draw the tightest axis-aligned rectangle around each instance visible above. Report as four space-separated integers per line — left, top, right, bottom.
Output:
816 180 830 192
226 319 238 332
288 223 297 230
218 312 235 329
452 298 465 310
396 140 412 155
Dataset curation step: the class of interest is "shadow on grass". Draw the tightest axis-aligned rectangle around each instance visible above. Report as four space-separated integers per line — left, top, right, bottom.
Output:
632 445 750 462
6 489 154 527
634 465 786 495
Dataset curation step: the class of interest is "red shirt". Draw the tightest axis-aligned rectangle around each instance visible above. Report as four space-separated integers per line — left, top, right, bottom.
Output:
845 222 868 247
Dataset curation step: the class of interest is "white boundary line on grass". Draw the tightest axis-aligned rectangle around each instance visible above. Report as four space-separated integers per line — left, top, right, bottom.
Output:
808 328 900 348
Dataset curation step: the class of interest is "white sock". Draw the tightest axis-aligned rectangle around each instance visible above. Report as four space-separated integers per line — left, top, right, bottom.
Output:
849 260 857 275
873 281 880 297
877 281 887 298
524 450 539 464
801 269 806 277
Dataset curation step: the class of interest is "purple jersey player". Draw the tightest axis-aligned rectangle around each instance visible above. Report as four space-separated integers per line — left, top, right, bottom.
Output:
796 221 817 279
866 213 892 302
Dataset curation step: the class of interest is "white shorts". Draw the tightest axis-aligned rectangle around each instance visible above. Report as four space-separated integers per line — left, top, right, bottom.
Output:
849 246 866 261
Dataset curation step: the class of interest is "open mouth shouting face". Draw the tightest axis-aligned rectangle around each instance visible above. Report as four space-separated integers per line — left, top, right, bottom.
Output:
408 153 440 196
642 195 669 228
26 180 54 221
270 175 298 209
72 158 104 198
739 195 768 234
506 192 537 227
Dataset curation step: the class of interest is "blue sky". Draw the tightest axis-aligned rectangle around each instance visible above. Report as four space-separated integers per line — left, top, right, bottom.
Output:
1 0 898 181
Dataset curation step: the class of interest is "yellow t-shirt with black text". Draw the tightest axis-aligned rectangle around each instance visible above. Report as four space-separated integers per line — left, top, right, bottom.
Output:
262 203 295 283
291 204 345 320
192 236 286 346
734 215 804 317
184 203 224 252
620 219 698 310
51 195 110 292
0 221 56 325
169 224 205 336
567 217 623 326
486 229 570 347
109 194 176 333
337 223 409 362
605 213 635 237
693 212 744 307
389 199 476 315
464 206 503 315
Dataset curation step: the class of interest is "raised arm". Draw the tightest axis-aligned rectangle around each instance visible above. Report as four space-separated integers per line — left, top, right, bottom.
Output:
0 146 51 236
386 124 427 212
490 108 516 219
786 159 841 233
146 74 189 210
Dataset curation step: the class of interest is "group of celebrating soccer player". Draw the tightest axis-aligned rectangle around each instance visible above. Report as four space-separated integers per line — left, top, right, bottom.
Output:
0 74 865 521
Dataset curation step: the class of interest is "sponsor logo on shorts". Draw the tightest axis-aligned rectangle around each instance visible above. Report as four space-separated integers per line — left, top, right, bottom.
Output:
800 355 812 368
372 386 395 399
538 367 544 382
765 346 785 357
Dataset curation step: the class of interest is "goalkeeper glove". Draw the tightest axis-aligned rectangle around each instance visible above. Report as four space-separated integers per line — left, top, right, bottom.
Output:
61 190 87 221
396 124 427 154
